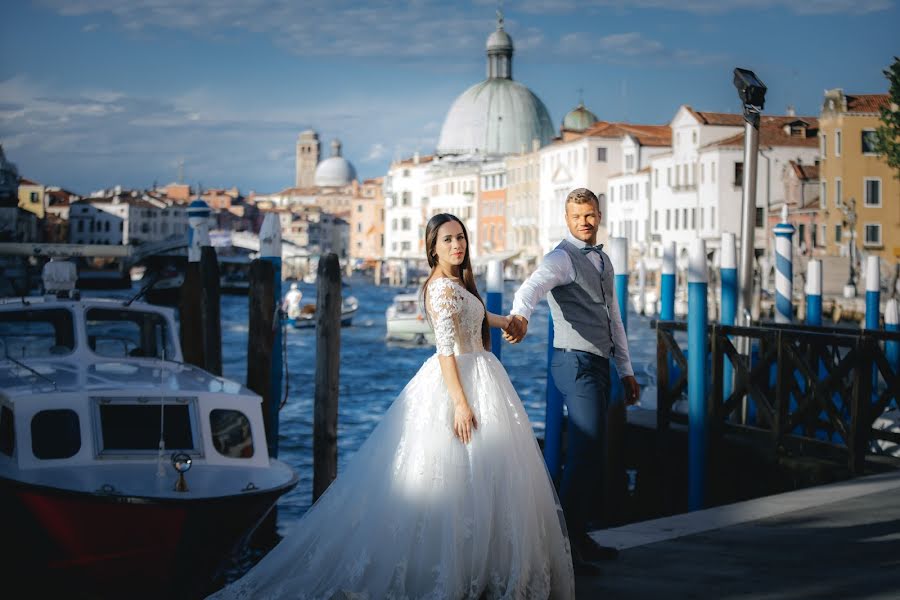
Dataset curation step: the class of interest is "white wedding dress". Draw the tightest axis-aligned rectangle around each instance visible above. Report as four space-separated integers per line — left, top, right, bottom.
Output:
209 277 575 599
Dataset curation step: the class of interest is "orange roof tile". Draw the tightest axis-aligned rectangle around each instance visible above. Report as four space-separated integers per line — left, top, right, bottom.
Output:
583 122 672 146
845 94 890 114
789 160 819 181
707 124 819 149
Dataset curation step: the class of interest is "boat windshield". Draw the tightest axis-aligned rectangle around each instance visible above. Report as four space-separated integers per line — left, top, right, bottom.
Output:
86 308 176 360
0 308 75 358
395 300 420 315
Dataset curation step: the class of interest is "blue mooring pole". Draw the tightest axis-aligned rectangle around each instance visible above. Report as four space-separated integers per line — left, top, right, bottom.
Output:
610 237 629 333
487 260 503 360
720 232 737 401
886 299 899 374
865 256 880 330
260 213 283 458
773 206 795 324
805 259 823 327
544 316 564 480
687 239 709 511
661 241 676 321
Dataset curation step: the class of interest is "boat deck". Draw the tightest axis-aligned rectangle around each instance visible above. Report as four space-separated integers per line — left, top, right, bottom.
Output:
578 470 900 598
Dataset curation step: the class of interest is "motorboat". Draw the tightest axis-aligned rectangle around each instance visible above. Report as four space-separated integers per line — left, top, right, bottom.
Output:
292 295 359 329
385 293 434 344
0 262 298 598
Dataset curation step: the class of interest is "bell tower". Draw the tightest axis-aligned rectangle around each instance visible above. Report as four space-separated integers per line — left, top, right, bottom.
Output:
295 130 320 188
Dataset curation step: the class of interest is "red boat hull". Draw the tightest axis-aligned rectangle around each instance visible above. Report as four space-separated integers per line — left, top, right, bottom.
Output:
0 477 296 599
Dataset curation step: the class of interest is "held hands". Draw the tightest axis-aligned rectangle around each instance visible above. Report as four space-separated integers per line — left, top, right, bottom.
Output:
622 375 641 406
453 400 478 444
502 315 528 344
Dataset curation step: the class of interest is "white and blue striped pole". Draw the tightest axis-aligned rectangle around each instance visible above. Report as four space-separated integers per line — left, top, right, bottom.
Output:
805 259 823 327
661 241 676 321
610 237 629 333
865 255 881 330
688 238 709 511
487 259 503 360
886 299 899 375
773 206 795 324
720 232 737 402
260 213 283 458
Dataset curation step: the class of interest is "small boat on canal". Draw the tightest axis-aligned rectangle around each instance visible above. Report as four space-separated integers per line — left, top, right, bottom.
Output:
291 295 359 329
0 261 298 598
385 293 434 344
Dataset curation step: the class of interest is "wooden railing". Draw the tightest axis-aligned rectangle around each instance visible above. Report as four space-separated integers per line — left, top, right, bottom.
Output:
656 320 900 475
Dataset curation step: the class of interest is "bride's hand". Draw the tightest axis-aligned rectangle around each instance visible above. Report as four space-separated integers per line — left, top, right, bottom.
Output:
453 401 478 444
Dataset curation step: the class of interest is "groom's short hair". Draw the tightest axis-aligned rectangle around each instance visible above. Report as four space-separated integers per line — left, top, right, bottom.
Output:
565 188 600 210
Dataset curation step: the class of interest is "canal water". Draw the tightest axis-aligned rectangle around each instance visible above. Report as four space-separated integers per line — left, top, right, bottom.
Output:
217 276 660 530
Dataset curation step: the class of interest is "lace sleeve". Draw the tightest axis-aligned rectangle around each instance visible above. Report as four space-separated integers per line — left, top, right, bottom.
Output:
427 278 464 356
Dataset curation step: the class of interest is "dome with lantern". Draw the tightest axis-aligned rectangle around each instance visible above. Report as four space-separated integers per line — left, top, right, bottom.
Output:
314 139 357 187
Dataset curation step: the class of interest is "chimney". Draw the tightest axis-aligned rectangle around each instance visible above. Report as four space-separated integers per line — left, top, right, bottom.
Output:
413 152 420 165
786 105 796 117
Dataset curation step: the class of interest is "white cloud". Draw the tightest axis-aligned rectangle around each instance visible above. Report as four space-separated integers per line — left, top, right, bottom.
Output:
81 23 99 32
516 0 892 15
559 31 723 66
364 143 387 162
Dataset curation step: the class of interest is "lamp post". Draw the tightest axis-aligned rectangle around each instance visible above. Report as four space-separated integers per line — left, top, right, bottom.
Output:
733 67 767 327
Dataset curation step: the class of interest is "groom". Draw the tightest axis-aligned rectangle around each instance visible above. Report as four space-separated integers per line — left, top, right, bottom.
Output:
505 187 639 574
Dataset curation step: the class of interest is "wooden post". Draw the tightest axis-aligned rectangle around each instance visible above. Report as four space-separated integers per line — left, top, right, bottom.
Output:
200 245 222 376
247 259 276 453
181 200 211 369
313 253 342 502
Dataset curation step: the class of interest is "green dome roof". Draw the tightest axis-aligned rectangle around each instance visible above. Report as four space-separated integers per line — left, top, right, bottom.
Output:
562 103 598 132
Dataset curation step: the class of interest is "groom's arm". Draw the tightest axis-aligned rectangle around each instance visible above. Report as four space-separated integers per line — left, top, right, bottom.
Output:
506 250 573 342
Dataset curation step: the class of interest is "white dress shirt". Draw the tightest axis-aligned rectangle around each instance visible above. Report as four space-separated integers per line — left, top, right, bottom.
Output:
511 233 635 378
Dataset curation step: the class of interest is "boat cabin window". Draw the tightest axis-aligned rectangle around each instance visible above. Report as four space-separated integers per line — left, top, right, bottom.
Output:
0 309 75 358
395 300 419 315
85 308 175 360
97 398 196 454
31 409 80 460
210 409 254 458
0 406 14 457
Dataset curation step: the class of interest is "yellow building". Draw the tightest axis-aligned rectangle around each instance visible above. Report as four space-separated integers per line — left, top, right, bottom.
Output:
819 89 899 261
17 177 46 219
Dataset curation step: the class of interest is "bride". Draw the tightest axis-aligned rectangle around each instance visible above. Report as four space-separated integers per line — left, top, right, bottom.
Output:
209 213 574 599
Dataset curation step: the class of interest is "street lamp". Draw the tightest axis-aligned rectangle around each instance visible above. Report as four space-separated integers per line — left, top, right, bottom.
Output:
733 67 767 326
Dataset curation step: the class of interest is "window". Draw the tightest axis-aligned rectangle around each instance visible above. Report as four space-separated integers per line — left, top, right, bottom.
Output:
700 162 704 184
692 131 698 144
596 147 607 162
864 224 882 246
86 308 174 359
821 133 827 157
210 409 254 458
755 207 764 228
357 204 363 213
818 224 826 247
610 187 614 203
835 178 842 207
0 406 13 456
625 154 634 170
667 168 672 186
401 191 411 206
401 218 411 231
391 219 398 231
401 241 411 251
654 210 659 230
98 400 195 453
835 224 842 243
356 223 362 233
701 208 705 229
835 130 842 157
711 207 716 228
402 169 410 177
666 210 671 229
674 210 680 229
654 169 659 188
861 129 878 154
820 181 827 209
691 208 696 229
712 162 716 183
32 409 80 459
864 178 881 207
0 308 75 358
29 191 39 203
734 162 744 187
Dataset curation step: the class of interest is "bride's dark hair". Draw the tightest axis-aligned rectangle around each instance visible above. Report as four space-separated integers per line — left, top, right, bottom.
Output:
422 213 490 351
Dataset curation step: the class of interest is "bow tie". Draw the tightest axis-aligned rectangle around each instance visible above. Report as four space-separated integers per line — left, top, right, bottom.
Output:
580 243 604 256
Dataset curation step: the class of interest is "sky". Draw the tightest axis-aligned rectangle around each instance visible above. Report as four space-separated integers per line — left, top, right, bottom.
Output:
1 0 897 196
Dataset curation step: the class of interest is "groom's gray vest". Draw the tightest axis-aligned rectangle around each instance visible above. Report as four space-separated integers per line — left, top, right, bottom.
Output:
547 239 616 357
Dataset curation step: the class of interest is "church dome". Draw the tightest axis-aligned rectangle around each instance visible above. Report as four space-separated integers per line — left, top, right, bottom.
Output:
562 103 598 132
436 12 554 156
314 139 357 187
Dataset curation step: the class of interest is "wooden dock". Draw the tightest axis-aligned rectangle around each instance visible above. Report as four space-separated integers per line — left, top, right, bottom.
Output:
580 469 900 598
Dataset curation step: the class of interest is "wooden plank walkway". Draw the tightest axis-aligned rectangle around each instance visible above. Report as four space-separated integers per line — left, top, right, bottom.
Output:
578 470 900 599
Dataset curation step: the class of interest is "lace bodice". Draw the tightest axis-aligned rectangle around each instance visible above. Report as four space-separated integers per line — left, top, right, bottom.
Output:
427 277 486 356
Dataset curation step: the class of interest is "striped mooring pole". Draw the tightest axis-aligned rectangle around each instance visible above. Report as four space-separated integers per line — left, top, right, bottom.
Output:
688 238 709 511
773 206 795 324
886 298 899 374
661 241 676 320
865 255 881 330
486 260 503 360
610 237 629 333
260 213 283 458
805 259 823 327
720 232 737 401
